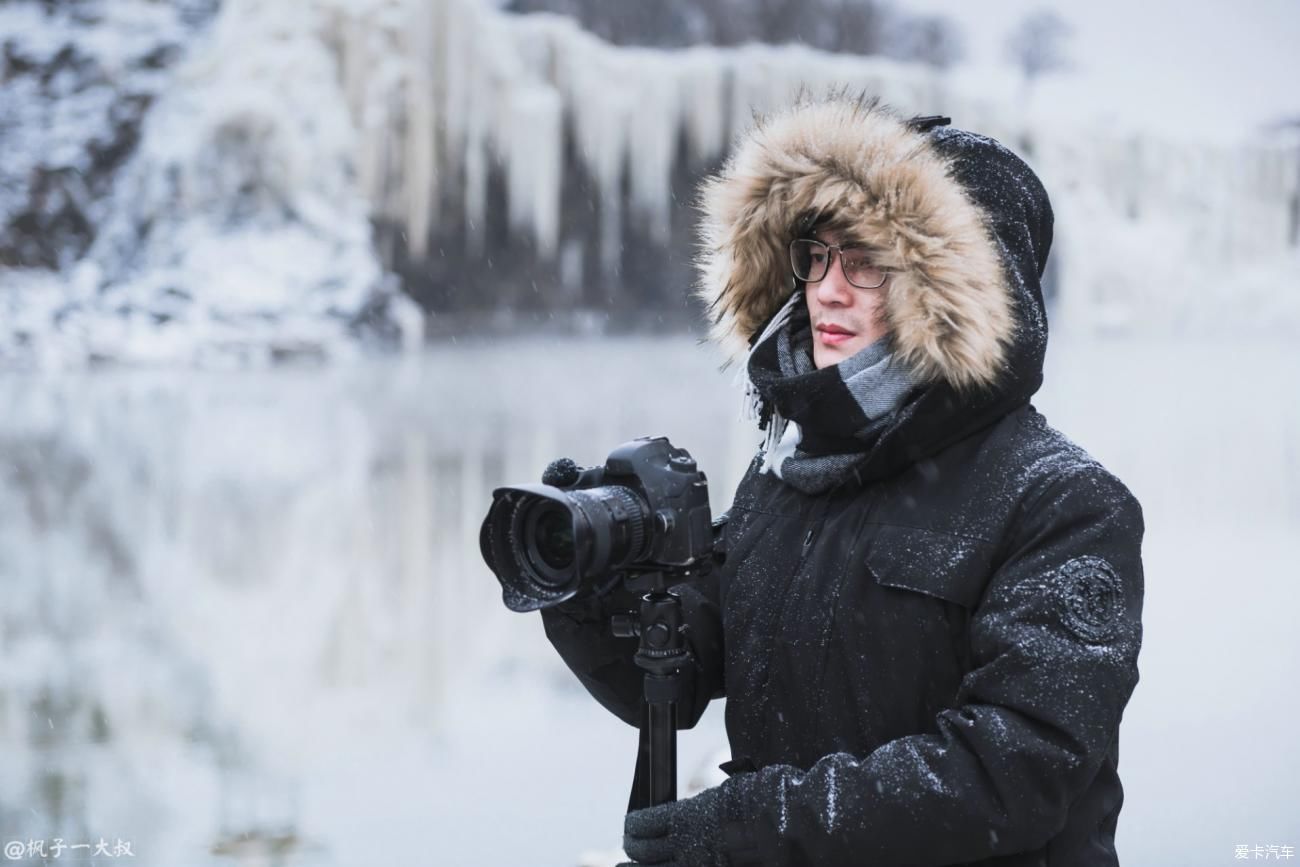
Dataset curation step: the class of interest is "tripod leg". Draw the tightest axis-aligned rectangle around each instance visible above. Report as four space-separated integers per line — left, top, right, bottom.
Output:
628 708 653 813
647 699 678 805
628 695 680 810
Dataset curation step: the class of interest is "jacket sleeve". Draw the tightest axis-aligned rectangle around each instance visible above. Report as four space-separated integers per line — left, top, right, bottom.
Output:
718 468 1145 866
539 564 726 730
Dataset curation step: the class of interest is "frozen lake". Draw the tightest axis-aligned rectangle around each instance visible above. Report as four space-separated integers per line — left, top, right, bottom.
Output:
0 332 1297 866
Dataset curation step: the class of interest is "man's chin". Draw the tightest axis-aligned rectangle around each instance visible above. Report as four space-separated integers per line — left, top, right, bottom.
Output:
813 345 847 370
813 337 867 369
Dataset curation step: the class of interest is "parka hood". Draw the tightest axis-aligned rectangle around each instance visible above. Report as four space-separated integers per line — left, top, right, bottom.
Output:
695 94 1055 480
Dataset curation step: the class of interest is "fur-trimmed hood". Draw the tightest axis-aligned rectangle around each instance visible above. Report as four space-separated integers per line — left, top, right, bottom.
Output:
696 95 1053 397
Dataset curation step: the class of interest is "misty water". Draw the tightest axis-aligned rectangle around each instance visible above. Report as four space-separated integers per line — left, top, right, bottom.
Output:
1 333 1297 866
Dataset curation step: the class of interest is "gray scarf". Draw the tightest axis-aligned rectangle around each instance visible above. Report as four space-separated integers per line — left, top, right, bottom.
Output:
744 291 921 494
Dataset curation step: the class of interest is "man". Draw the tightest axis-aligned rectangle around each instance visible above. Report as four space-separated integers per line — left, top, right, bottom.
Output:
541 94 1145 866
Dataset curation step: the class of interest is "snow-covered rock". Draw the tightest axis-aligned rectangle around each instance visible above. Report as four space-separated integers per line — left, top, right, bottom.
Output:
0 0 422 369
0 0 211 271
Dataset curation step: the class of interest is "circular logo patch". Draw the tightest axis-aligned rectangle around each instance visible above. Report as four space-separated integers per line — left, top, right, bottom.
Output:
1055 556 1124 643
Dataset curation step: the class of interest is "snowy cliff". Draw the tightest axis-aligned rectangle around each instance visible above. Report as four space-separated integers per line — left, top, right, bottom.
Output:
1 0 422 369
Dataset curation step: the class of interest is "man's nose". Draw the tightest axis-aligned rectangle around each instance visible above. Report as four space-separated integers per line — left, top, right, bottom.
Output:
814 250 854 305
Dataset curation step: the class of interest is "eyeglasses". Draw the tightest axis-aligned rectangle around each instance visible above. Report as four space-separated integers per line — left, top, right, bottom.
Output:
788 239 888 290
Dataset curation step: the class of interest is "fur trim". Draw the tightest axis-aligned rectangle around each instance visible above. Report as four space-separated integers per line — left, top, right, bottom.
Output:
695 94 1014 392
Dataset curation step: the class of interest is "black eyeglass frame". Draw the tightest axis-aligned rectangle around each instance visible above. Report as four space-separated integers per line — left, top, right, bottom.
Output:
788 238 890 290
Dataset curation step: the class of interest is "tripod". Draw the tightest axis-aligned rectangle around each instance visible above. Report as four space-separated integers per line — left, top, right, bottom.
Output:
612 572 693 812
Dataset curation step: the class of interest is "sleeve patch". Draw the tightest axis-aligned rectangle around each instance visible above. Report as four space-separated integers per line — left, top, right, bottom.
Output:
1054 556 1124 643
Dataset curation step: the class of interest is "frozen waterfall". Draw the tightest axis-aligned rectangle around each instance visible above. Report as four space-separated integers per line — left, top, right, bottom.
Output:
339 0 1300 332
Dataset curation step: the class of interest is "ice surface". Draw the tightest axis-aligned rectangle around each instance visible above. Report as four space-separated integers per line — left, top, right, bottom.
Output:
0 334 1297 865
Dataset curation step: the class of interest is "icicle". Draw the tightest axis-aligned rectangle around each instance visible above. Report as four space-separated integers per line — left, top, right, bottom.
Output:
550 26 629 278
627 58 678 244
679 51 728 165
505 86 563 256
402 0 436 258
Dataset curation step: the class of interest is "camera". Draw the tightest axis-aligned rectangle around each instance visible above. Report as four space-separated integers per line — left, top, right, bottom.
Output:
479 436 714 612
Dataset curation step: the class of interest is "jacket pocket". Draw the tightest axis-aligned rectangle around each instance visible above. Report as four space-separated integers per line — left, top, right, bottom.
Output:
809 524 999 747
863 523 997 610
862 524 1001 681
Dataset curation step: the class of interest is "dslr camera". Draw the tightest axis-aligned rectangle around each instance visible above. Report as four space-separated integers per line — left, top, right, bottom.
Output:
479 436 715 612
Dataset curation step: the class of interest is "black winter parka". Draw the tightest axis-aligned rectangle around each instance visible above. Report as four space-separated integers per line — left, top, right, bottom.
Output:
542 98 1145 867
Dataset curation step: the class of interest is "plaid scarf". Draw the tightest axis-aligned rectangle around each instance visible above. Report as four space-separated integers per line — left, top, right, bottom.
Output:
742 291 922 494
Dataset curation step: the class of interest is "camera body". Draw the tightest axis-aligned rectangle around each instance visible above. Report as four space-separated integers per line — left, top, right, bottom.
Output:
480 436 714 612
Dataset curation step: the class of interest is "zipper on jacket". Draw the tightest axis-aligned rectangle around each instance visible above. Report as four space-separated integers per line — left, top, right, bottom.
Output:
756 494 839 761
794 495 836 568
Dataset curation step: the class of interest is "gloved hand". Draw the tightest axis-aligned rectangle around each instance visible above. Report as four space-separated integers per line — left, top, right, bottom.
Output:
618 784 727 867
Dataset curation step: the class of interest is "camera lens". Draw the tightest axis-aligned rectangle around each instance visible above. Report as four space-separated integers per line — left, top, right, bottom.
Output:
480 473 667 611
571 487 650 569
480 439 714 614
527 502 575 575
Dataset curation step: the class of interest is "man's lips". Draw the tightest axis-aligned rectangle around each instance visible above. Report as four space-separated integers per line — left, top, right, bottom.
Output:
816 324 856 346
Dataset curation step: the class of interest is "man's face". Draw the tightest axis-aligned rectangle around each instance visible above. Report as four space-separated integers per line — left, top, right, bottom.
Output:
803 230 890 369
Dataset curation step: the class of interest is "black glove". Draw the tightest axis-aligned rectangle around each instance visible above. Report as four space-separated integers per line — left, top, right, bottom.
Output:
619 784 727 867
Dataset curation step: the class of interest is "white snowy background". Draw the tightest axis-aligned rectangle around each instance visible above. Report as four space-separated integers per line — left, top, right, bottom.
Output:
0 0 1297 865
